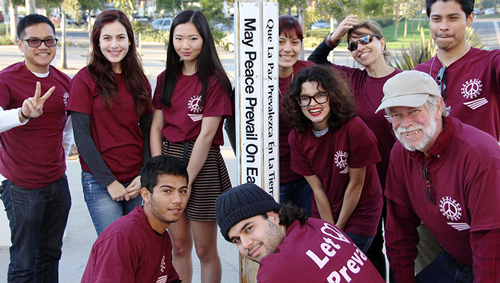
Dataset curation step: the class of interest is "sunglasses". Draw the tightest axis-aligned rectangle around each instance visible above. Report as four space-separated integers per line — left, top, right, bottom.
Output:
436 66 447 99
422 163 436 205
347 35 380 52
21 38 58 48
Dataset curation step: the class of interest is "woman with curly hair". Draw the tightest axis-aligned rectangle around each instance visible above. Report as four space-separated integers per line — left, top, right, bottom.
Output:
283 64 383 253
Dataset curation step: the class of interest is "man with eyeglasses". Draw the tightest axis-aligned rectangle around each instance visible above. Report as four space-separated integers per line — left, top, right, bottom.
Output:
376 70 500 283
0 14 72 282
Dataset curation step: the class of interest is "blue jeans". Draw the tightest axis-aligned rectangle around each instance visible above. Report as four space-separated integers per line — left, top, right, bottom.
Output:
82 171 142 235
280 179 313 216
345 231 375 254
1 175 71 283
416 249 474 283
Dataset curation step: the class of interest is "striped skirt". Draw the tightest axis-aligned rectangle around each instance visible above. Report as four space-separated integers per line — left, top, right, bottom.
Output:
162 140 232 221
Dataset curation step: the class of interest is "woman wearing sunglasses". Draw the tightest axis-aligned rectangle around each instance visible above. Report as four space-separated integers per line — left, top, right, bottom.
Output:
282 65 383 253
308 15 401 279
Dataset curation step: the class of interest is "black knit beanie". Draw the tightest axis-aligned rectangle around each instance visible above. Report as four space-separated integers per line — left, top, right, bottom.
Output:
216 183 282 242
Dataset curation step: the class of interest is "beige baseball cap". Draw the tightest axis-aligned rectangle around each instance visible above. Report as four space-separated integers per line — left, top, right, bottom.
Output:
375 70 441 113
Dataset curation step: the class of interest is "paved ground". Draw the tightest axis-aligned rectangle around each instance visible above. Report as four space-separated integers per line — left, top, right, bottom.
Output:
0 18 498 282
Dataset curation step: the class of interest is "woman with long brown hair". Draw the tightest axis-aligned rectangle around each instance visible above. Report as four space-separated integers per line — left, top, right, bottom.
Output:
67 9 153 235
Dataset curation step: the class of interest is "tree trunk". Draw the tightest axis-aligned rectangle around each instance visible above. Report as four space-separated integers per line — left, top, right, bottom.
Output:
9 3 17 42
25 0 35 15
394 19 399 41
60 9 67 69
404 17 408 38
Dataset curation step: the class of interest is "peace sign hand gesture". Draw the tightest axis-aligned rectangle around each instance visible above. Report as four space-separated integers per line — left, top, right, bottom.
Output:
19 81 56 121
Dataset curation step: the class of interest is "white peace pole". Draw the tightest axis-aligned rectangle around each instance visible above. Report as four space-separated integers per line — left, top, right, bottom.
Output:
234 0 279 281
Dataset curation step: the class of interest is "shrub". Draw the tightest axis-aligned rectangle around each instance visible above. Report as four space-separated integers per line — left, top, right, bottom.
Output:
390 26 483 70
0 36 14 45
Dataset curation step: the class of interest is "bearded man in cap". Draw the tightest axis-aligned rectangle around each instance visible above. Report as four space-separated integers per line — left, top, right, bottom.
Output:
215 183 384 283
376 70 500 283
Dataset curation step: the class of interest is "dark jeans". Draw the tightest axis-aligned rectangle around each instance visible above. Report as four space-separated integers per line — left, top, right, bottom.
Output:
416 249 474 283
280 179 313 216
1 175 71 283
344 231 375 254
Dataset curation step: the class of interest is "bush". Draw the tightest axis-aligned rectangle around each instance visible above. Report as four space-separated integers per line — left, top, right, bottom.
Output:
390 26 483 70
0 36 14 45
303 36 325 48
306 29 329 38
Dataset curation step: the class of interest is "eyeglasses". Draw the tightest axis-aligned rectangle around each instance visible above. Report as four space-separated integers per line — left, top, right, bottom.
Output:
436 66 447 99
347 35 380 52
296 92 329 107
422 163 436 205
21 38 58 48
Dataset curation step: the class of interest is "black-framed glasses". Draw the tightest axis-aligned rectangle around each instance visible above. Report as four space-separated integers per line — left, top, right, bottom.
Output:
436 66 447 99
21 38 58 48
422 163 436 205
347 35 380 52
296 92 329 107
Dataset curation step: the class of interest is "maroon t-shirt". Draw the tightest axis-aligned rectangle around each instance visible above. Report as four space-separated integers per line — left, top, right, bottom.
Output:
81 206 180 283
153 71 232 146
385 117 500 282
279 60 315 183
334 65 400 188
67 67 152 183
414 47 500 141
289 117 383 236
257 218 385 283
0 62 71 188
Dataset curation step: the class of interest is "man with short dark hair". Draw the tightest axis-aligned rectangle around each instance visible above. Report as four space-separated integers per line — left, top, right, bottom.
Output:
81 155 187 283
377 70 500 282
415 0 500 141
0 14 73 282
216 183 384 282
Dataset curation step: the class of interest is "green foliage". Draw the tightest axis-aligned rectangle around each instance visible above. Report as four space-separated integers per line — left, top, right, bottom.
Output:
390 27 484 70
362 0 384 18
139 29 169 45
303 36 325 48
0 36 15 45
305 28 330 38
211 28 227 47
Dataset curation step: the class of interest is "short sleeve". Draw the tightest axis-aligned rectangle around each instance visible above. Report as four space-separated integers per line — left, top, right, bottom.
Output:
153 71 166 110
201 76 232 118
67 71 95 115
289 131 315 176
347 118 381 168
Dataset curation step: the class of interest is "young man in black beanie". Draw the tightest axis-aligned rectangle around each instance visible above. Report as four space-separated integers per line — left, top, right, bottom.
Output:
216 183 384 282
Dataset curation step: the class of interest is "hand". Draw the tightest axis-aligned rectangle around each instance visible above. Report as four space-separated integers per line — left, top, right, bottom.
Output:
328 15 359 45
107 180 130 201
19 82 56 121
125 176 142 199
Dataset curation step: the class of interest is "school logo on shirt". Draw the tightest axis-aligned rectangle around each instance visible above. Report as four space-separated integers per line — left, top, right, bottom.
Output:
439 196 470 231
187 94 203 122
334 151 349 174
63 92 69 107
461 79 488 110
160 255 166 273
